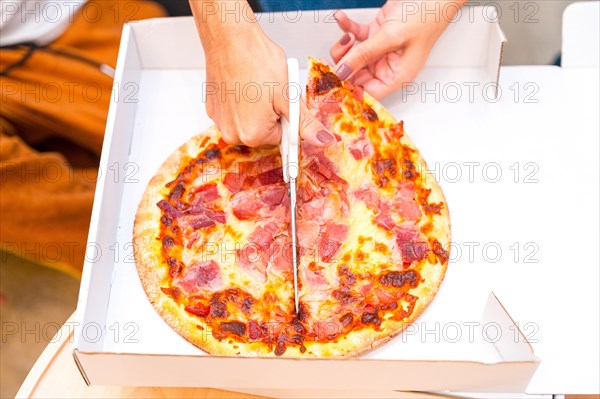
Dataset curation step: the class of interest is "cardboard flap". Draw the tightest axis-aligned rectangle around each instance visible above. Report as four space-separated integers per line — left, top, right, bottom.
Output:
486 8 507 96
562 1 600 68
482 293 537 363
74 23 143 352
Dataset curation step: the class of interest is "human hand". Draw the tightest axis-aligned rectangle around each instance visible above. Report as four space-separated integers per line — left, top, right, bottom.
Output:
191 1 334 147
330 0 466 99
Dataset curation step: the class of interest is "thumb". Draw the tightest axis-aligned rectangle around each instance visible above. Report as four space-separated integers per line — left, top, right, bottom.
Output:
298 100 336 147
335 29 397 81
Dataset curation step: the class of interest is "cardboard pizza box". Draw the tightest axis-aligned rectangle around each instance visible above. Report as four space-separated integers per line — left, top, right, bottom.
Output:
71 6 576 396
73 292 538 394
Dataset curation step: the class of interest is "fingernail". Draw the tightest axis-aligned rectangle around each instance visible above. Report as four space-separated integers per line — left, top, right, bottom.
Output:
317 130 335 145
339 33 351 46
336 63 352 80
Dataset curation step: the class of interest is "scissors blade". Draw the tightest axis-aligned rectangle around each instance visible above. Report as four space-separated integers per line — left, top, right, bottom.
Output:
289 178 299 313
279 58 301 315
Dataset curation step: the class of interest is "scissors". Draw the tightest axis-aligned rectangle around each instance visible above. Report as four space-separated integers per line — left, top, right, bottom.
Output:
279 58 300 314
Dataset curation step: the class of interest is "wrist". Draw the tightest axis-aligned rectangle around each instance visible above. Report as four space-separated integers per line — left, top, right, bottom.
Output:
190 0 262 54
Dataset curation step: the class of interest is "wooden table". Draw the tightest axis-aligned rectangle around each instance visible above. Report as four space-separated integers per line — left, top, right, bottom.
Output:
16 313 598 399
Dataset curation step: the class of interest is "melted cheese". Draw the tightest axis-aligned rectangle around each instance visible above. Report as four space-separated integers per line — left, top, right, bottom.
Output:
153 59 449 356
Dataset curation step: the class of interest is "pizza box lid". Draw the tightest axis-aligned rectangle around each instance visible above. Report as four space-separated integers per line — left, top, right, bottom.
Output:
72 5 598 395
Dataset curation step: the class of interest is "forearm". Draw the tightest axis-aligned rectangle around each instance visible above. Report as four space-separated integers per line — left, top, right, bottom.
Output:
442 0 469 17
437 0 469 23
189 0 260 53
404 0 470 44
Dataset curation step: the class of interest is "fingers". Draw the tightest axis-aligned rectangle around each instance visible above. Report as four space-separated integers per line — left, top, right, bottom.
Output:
214 105 282 147
334 10 369 41
206 102 241 145
361 57 407 100
298 101 335 147
351 68 375 87
356 50 423 100
235 111 284 147
330 32 356 64
218 123 281 147
335 29 397 81
361 78 395 100
259 121 283 147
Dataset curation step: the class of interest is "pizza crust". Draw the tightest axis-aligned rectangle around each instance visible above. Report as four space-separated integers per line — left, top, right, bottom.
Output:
133 66 451 358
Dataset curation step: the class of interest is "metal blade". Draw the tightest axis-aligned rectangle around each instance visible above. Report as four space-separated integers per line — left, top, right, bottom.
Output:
289 178 299 314
279 58 300 315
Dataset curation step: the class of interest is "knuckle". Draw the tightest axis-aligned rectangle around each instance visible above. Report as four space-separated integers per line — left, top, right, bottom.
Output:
220 130 237 144
218 123 239 145
238 127 263 147
357 47 373 66
379 26 393 40
379 25 399 43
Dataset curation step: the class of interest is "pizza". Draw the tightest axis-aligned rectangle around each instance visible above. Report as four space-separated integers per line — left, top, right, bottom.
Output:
133 58 450 357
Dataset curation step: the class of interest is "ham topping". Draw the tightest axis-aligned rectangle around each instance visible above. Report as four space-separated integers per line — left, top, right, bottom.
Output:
268 241 292 274
157 200 182 219
311 92 342 127
158 182 225 232
237 245 267 282
349 131 374 160
232 185 288 221
237 222 281 281
223 173 243 194
257 168 284 186
313 318 343 341
190 183 219 204
304 151 347 188
260 185 286 207
301 262 328 290
173 260 222 293
249 222 279 250
395 224 429 263
352 186 380 210
392 182 421 220
297 220 320 249
318 222 349 262
299 196 325 223
375 202 395 230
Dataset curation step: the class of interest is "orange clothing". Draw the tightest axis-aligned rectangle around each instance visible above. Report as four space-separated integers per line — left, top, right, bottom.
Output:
1 0 166 277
